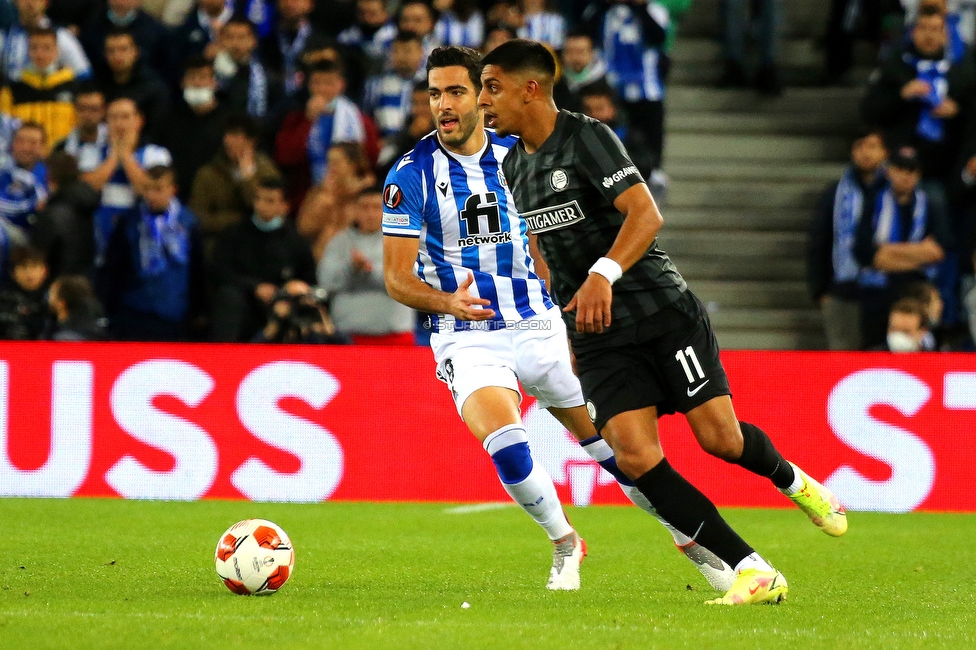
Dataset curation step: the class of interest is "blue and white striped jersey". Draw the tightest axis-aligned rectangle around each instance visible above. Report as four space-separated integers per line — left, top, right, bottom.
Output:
433 11 485 48
0 166 44 232
518 12 566 49
382 131 553 332
601 3 668 102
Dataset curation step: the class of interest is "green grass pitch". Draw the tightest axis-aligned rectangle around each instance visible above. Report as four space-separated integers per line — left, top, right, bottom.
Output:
1 499 974 649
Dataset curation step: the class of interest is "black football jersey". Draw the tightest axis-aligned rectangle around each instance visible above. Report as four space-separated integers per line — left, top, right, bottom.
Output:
502 110 686 334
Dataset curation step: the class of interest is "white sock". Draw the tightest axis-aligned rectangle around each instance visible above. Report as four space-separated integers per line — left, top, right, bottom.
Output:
501 463 574 540
780 463 805 496
734 552 774 573
484 426 574 541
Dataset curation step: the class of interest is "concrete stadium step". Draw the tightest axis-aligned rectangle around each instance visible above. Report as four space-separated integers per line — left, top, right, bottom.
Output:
676 0 830 39
659 230 805 259
665 86 861 115
668 63 872 88
707 307 822 330
662 206 813 232
665 110 855 136
670 37 876 69
711 327 827 350
690 279 813 309
666 180 822 209
666 132 850 162
665 161 844 183
668 254 805 282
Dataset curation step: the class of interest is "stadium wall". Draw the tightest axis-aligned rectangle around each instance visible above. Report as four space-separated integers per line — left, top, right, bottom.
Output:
0 343 974 513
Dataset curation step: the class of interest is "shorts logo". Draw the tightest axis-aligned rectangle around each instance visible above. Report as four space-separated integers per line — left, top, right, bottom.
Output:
383 184 403 209
586 400 597 422
550 169 568 192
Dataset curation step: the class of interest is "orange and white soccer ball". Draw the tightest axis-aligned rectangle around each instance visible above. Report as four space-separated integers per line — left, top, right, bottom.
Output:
215 519 295 595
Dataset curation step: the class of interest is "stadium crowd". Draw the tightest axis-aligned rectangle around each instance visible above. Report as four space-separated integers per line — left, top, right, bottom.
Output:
0 0 686 344
810 0 976 351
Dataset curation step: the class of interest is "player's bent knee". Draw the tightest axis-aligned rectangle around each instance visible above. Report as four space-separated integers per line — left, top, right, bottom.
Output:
484 425 534 484
698 424 743 461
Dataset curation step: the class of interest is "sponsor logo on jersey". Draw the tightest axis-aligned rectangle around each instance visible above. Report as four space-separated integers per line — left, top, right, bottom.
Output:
383 184 402 209
457 231 513 247
382 212 410 226
602 165 640 189
550 169 568 191
521 200 586 233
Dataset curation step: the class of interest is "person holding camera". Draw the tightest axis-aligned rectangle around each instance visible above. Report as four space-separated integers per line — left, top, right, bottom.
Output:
251 282 352 344
211 176 317 341
317 184 415 345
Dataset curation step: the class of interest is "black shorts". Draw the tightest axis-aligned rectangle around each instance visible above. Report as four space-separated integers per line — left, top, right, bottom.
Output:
571 290 731 432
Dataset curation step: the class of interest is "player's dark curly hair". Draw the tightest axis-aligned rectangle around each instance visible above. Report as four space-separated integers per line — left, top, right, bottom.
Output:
426 46 483 92
480 39 556 78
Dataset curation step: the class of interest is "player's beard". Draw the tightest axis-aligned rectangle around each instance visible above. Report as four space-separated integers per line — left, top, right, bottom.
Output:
437 107 481 150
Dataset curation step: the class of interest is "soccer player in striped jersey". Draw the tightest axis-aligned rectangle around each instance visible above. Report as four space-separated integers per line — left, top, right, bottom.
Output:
383 45 736 593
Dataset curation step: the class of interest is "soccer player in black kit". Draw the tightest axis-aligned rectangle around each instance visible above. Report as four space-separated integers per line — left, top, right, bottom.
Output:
479 40 848 606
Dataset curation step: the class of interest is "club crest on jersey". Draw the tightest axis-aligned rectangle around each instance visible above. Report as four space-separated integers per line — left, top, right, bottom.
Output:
550 169 568 192
383 184 402 209
497 169 508 188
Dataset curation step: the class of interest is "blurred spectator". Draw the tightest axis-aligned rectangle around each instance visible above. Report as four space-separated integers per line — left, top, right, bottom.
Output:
210 176 316 341
881 296 934 350
718 0 781 94
364 31 424 143
189 113 281 254
377 79 433 174
903 0 976 56
899 278 973 348
0 0 16 31
274 59 368 212
578 79 663 195
101 164 204 340
170 0 233 69
317 184 414 344
0 245 48 339
96 28 170 135
297 141 374 259
0 126 48 257
0 113 21 170
33 150 98 279
45 274 107 340
481 23 517 53
261 0 327 96
398 0 436 59
47 0 99 34
53 85 108 173
157 55 230 201
517 0 566 49
561 29 607 94
10 120 47 184
79 0 169 77
656 0 692 52
83 97 172 267
338 0 398 88
584 0 668 164
807 129 889 350
0 27 77 147
251 282 351 343
432 0 484 48
861 5 976 183
214 16 275 120
854 146 952 348
824 0 885 85
158 0 196 26
0 0 92 81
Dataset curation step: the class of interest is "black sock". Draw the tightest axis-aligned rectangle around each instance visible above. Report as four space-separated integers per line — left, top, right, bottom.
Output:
736 421 796 489
634 459 753 568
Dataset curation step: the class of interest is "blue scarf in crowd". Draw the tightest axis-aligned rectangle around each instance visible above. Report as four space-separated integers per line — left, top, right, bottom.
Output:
247 57 268 118
137 199 189 279
861 186 933 288
832 166 867 284
280 21 311 95
909 53 951 142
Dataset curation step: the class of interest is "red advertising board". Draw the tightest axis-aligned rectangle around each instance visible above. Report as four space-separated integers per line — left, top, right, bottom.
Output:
1 343 974 512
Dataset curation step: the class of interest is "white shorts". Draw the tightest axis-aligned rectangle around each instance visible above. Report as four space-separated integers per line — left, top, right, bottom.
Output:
429 307 585 418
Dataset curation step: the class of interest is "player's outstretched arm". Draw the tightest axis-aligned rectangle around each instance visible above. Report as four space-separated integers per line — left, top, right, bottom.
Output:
565 184 663 334
384 235 496 321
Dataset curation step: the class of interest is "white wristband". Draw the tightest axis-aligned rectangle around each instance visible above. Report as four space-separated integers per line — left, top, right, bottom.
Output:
588 257 623 285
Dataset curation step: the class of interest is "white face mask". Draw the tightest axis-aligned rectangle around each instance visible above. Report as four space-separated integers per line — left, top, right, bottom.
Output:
183 86 215 108
213 50 238 79
887 331 920 352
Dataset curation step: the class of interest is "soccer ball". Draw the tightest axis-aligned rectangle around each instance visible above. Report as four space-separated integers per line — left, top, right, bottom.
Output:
214 519 295 595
